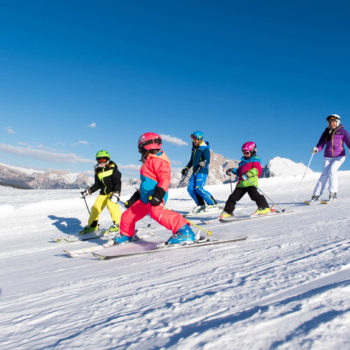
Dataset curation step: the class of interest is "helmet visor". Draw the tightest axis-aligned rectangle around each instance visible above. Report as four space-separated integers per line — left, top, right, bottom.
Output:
327 115 339 122
97 157 108 163
191 134 200 140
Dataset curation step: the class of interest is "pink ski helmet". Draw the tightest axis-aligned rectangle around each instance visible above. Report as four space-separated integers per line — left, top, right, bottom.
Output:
242 141 257 155
138 132 162 152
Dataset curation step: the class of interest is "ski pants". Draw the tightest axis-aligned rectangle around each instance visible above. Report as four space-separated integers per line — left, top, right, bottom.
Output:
224 186 269 214
120 199 188 237
313 156 345 196
88 194 122 226
187 173 216 206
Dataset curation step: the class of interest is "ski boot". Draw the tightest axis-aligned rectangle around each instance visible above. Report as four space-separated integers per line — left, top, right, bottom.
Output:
304 195 319 205
255 207 272 216
329 192 337 200
219 211 233 220
192 205 206 213
104 223 120 236
113 232 133 245
79 225 99 235
311 195 320 201
166 224 196 245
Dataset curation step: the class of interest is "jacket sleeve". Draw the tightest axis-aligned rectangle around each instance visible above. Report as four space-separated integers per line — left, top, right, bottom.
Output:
112 166 122 193
89 174 100 194
343 128 350 149
247 160 262 178
185 149 194 169
152 158 171 192
202 147 210 167
316 128 328 151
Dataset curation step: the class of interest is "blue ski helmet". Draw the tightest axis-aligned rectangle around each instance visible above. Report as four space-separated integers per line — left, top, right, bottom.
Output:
191 130 204 140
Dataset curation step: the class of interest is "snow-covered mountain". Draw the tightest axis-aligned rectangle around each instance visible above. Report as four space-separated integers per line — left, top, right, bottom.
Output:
261 156 315 178
0 163 93 189
0 154 315 190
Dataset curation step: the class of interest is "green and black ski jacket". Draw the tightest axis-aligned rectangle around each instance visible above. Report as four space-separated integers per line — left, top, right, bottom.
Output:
89 161 122 195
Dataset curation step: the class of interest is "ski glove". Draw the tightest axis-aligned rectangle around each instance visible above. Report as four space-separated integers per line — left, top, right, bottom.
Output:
148 186 166 206
181 167 189 176
110 192 120 203
125 190 140 208
226 168 235 176
199 161 206 168
312 147 318 154
81 188 91 198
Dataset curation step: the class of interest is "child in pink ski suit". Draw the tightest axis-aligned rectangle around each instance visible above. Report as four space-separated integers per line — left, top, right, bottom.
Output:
113 132 196 245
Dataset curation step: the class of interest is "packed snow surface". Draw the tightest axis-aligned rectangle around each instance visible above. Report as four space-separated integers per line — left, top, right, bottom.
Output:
1 172 350 349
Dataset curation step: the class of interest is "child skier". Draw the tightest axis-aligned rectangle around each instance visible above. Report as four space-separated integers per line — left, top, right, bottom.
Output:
80 150 122 234
219 142 271 219
181 130 217 213
113 132 196 245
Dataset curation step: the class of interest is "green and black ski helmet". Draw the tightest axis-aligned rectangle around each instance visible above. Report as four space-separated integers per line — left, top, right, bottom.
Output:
96 150 110 160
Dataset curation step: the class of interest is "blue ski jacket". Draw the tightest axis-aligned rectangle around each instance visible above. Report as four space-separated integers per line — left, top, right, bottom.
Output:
185 140 211 175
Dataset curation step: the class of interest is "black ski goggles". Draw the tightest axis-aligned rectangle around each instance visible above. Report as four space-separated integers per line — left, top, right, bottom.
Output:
327 116 339 122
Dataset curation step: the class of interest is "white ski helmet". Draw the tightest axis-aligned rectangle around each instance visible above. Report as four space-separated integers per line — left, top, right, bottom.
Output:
326 114 341 127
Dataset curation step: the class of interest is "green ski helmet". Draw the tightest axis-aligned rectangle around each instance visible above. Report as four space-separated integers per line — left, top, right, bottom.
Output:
96 150 110 160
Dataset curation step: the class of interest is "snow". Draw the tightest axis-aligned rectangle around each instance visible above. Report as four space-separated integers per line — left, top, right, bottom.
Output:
1 171 350 349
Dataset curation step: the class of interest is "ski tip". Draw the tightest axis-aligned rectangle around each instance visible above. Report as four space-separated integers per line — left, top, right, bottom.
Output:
63 249 73 258
91 252 107 260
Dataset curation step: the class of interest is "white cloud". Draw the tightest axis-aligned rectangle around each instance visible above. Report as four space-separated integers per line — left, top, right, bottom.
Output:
88 122 96 128
0 143 94 164
118 164 140 170
6 127 16 135
160 134 188 146
72 140 89 146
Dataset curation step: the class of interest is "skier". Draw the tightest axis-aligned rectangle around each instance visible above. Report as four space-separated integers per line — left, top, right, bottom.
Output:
80 150 122 234
308 114 350 202
112 132 196 245
181 130 217 213
219 141 271 219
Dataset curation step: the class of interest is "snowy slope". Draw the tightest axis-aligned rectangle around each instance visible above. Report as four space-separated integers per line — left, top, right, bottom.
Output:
1 172 350 349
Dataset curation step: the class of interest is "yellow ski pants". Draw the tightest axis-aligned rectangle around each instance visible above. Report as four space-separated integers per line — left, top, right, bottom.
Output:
88 194 122 226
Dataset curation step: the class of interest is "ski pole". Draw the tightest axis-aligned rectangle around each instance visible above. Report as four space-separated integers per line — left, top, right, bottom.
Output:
82 196 91 215
245 177 285 212
186 218 212 236
292 152 315 206
177 174 189 188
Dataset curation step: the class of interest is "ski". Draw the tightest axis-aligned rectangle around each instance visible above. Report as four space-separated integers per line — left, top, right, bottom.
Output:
219 210 293 223
92 236 248 260
320 199 336 205
54 225 157 243
55 231 111 243
183 205 223 217
64 232 155 258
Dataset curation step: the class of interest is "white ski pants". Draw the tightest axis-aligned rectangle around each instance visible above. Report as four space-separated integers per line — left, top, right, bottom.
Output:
313 156 346 196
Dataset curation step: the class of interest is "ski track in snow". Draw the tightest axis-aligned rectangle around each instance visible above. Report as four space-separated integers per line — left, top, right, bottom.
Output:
1 174 350 349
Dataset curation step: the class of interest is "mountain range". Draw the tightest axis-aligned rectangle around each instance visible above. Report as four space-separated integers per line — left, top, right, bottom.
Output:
0 153 313 190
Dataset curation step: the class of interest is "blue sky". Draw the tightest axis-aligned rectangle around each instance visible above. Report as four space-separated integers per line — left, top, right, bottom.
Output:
1 0 350 177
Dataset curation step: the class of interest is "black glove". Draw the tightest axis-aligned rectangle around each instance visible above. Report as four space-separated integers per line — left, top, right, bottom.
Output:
226 168 234 176
81 188 91 198
125 190 140 208
148 186 166 206
181 167 189 176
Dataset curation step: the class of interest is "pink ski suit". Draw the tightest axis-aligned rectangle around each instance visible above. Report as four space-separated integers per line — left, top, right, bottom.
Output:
120 151 188 237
